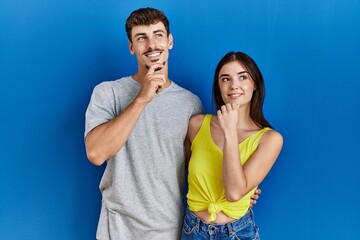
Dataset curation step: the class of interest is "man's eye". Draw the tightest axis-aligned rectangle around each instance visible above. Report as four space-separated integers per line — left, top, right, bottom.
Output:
137 36 146 41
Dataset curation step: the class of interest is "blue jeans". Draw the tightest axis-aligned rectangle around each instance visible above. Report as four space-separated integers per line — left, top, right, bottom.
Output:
181 208 260 240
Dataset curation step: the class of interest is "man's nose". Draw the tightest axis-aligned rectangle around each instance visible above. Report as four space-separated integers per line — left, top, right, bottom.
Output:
147 37 157 49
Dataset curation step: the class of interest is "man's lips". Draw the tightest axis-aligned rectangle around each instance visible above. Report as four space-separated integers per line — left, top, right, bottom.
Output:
144 50 165 70
145 52 161 58
144 50 162 59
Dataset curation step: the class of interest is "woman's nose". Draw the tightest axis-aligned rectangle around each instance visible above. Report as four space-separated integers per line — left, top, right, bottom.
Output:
230 82 239 89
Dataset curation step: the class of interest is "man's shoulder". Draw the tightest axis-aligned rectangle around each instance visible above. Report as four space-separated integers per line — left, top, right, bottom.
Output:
92 76 136 94
170 81 199 98
169 83 203 113
94 76 132 88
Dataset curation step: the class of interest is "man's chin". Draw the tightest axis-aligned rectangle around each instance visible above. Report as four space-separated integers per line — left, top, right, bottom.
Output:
145 61 166 70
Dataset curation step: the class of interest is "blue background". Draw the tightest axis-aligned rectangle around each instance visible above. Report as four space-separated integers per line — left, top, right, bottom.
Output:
1 0 359 239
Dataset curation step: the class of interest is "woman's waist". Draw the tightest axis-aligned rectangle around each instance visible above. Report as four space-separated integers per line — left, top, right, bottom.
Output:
188 202 250 224
185 208 255 232
193 209 237 224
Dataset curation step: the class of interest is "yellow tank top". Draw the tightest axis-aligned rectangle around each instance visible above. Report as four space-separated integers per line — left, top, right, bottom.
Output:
187 114 271 222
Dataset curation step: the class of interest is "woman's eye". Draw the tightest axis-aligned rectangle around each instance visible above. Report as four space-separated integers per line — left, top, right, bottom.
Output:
239 75 247 80
222 77 230 82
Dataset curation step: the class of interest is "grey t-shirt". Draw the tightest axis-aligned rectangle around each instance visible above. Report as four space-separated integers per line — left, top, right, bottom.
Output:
85 76 203 239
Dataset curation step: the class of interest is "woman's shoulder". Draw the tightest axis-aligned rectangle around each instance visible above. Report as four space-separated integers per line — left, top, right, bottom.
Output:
188 114 208 142
189 114 216 128
189 114 206 130
190 114 206 122
260 128 283 148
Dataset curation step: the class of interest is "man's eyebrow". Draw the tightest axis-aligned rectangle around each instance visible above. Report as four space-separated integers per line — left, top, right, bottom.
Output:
133 29 166 39
153 29 166 34
133 32 146 38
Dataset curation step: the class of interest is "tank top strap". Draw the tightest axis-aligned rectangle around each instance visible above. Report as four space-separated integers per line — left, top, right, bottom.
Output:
201 114 213 139
258 127 271 135
203 114 212 129
245 127 272 147
192 114 212 146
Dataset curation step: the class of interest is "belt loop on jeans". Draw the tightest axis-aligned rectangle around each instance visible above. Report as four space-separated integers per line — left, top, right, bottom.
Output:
249 207 255 221
195 214 201 231
226 222 233 236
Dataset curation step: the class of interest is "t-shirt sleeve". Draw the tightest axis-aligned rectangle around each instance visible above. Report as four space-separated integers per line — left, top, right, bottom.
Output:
193 95 204 115
84 82 116 139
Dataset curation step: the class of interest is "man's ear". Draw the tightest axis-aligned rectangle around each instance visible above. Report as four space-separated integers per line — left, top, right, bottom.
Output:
128 40 134 55
168 33 174 50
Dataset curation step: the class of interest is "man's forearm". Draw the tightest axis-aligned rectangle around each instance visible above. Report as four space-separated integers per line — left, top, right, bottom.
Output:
85 98 147 165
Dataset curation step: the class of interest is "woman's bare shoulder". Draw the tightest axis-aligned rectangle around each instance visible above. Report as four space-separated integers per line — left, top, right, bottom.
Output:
188 114 206 141
190 114 205 123
261 129 283 148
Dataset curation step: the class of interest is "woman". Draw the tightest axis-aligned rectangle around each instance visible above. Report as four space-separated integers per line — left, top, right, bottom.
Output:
181 52 283 240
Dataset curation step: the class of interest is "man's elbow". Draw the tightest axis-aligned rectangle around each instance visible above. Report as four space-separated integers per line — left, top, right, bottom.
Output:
86 147 106 166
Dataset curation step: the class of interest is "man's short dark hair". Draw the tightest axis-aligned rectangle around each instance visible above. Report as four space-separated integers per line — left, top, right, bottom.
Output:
125 7 170 42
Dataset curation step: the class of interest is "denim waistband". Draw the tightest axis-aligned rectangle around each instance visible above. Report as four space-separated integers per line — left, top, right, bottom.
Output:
184 208 254 233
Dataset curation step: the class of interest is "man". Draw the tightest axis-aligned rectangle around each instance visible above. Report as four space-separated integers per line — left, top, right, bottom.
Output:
85 7 259 239
85 7 202 239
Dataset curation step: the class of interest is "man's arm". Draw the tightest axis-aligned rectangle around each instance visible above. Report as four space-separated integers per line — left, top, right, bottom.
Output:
250 188 261 207
85 98 147 166
85 64 166 166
